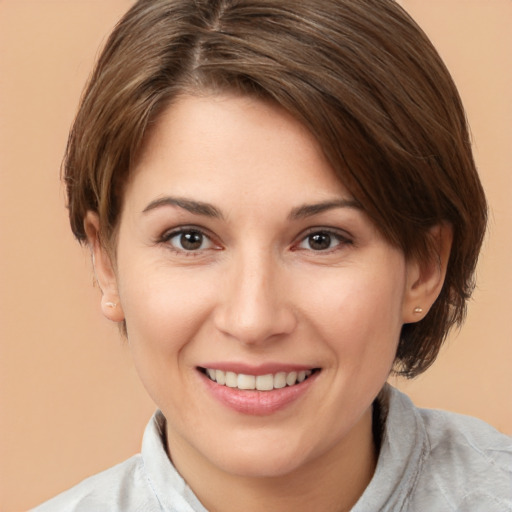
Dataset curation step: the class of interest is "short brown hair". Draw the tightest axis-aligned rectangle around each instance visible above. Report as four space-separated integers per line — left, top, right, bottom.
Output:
65 0 487 377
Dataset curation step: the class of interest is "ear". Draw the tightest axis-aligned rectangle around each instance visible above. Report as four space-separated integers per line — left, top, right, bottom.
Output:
402 223 453 323
84 212 125 323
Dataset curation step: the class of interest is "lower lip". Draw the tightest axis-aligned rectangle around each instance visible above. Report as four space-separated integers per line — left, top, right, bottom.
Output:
199 370 319 416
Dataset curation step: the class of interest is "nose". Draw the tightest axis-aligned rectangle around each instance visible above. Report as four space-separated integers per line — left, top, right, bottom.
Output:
213 250 297 346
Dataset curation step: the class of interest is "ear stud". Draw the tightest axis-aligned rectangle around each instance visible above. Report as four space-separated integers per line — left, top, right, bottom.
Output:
413 307 423 314
105 302 117 308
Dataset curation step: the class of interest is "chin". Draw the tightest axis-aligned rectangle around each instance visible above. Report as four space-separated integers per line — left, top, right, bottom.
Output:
218 453 306 479
203 432 316 479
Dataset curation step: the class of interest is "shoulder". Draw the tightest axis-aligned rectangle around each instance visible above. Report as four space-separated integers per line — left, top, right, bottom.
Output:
412 400 512 511
30 454 161 512
30 410 202 512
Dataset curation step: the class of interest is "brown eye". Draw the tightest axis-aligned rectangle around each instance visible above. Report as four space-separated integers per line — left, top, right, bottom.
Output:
296 229 351 252
307 232 332 250
180 231 203 250
166 229 213 251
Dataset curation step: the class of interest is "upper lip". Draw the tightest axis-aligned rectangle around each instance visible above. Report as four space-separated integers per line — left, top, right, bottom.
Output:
198 362 319 375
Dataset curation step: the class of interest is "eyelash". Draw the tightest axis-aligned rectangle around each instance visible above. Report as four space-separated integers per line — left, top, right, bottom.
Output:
158 226 219 256
157 226 353 255
293 228 353 253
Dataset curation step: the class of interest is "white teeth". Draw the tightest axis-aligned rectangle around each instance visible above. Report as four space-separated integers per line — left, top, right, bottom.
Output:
255 374 274 391
237 374 256 390
215 369 226 385
205 368 316 391
225 371 238 388
274 372 287 389
286 371 298 386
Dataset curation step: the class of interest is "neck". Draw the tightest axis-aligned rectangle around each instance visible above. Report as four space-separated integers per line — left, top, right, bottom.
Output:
168 407 377 512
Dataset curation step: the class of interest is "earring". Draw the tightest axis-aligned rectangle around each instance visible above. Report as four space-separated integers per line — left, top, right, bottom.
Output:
413 307 423 314
105 302 117 308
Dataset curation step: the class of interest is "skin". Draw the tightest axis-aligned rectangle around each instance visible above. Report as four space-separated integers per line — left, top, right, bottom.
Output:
86 94 450 512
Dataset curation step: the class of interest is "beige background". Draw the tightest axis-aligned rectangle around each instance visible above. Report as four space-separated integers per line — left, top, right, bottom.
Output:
0 1 510 510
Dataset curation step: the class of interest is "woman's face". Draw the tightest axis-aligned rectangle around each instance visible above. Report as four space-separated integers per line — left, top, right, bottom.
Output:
97 94 422 479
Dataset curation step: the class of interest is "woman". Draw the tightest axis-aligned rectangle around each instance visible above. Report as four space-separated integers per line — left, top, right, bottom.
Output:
33 0 511 510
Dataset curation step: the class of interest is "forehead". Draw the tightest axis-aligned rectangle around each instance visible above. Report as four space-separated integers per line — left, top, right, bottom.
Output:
126 94 352 209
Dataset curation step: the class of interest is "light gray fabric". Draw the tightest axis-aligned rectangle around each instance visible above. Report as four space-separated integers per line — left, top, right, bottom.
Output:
352 387 512 511
32 386 512 511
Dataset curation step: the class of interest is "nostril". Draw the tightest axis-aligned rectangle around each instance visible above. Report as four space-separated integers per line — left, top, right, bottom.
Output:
213 305 297 345
212 263 297 344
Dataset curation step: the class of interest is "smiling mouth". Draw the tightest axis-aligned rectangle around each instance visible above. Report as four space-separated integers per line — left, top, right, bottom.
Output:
199 368 320 391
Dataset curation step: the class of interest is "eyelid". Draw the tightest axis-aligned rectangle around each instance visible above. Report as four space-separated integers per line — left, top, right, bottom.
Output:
292 226 353 251
158 225 222 252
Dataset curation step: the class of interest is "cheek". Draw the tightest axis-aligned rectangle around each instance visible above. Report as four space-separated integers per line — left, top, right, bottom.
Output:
116 264 217 391
117 275 213 415
299 266 405 359
120 263 214 335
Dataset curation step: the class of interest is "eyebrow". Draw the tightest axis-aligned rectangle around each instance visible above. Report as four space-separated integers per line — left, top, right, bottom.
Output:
289 199 362 220
142 196 361 221
142 196 224 219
